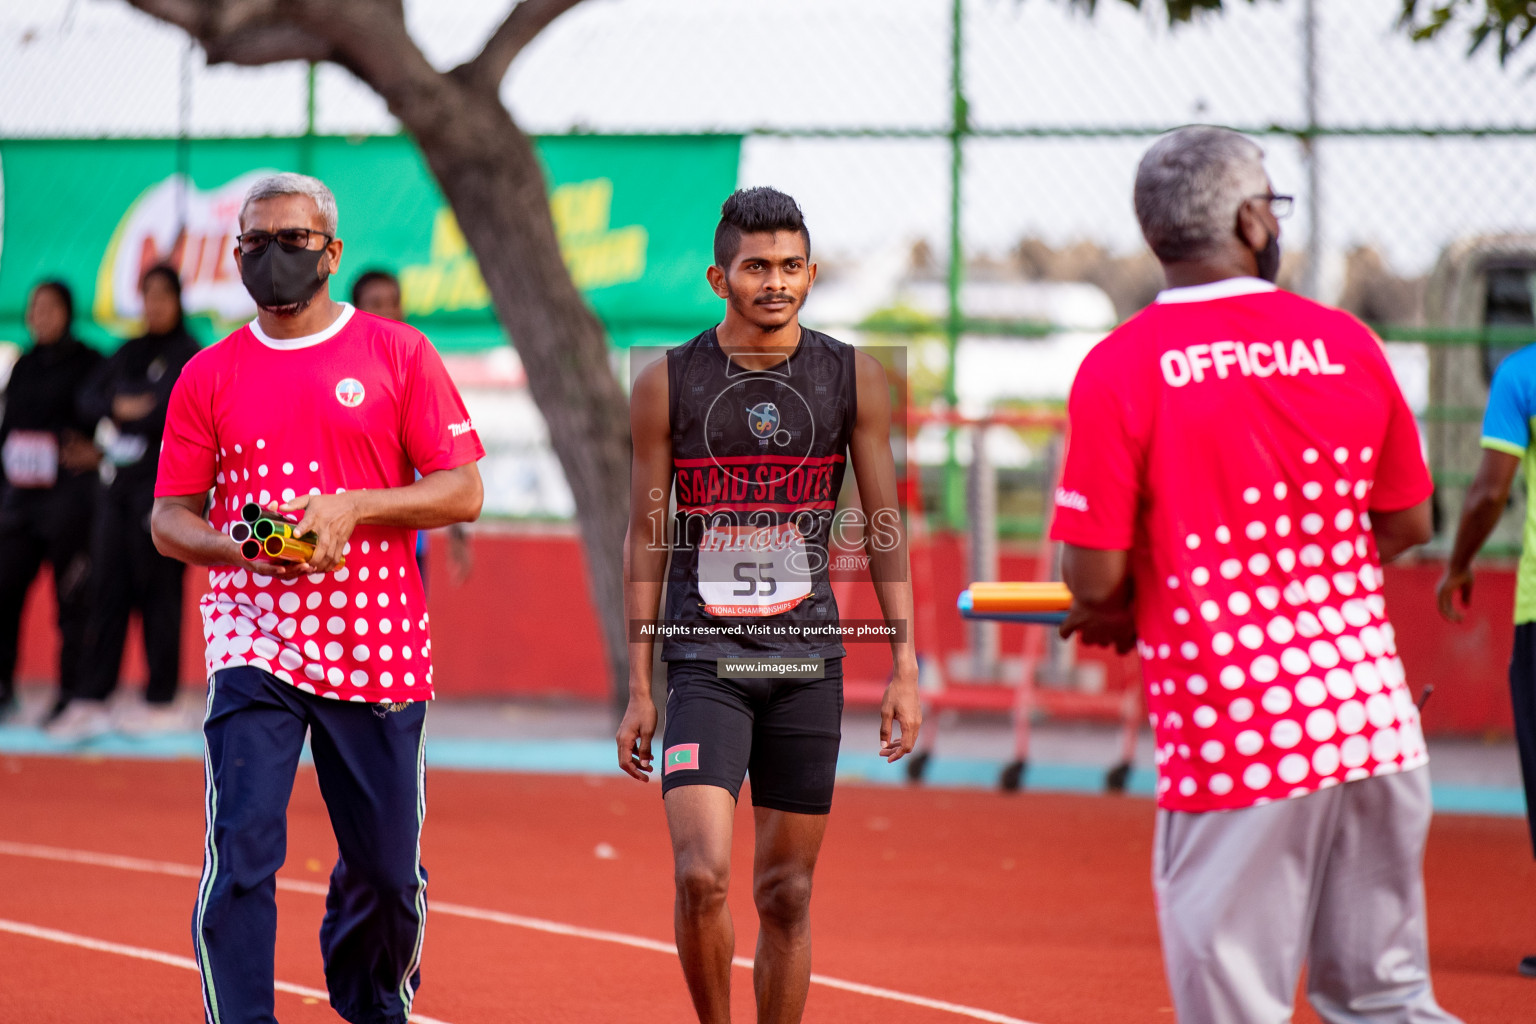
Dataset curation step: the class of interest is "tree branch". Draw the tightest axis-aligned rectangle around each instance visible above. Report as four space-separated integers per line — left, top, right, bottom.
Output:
122 0 334 65
453 0 588 91
121 0 203 36
203 24 333 64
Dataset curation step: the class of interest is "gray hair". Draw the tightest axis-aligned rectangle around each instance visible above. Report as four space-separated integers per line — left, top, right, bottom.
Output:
1133 126 1268 264
239 172 339 235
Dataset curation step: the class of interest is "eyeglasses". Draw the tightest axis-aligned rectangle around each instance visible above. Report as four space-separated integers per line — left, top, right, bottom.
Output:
1249 194 1295 220
236 228 333 255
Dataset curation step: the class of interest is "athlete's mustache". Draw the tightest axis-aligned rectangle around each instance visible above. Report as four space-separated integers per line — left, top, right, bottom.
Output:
755 294 797 305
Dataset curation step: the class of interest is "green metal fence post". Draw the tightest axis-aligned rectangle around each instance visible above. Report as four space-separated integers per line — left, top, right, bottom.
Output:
1300 0 1322 300
942 0 969 530
301 63 318 175
175 38 193 235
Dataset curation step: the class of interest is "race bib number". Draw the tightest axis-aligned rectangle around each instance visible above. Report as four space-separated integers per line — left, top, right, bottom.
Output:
697 523 813 617
2 431 58 488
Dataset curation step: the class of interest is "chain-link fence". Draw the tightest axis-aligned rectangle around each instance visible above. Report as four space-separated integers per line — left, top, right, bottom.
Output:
8 1 1531 272
4 0 1534 534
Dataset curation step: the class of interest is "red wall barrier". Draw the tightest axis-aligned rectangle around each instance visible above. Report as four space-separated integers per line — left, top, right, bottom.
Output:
12 526 1519 737
1379 560 1516 736
13 524 610 702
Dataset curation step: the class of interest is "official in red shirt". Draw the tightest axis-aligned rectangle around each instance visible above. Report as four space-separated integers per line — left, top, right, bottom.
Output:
1052 127 1461 1023
152 173 483 1024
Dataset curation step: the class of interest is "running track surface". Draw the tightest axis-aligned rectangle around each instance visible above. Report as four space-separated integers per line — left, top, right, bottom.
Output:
1 756 1532 1023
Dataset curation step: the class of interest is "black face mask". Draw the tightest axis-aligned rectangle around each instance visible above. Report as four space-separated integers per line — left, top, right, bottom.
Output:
240 243 328 312
1254 228 1281 284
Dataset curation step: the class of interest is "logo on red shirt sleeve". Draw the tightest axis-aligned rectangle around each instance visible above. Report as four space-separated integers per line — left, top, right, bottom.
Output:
1055 487 1089 512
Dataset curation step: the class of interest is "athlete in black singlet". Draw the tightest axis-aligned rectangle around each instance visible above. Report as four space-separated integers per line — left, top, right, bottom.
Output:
617 188 921 1024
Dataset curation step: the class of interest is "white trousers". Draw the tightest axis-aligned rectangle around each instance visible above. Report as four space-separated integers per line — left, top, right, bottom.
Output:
1153 767 1463 1024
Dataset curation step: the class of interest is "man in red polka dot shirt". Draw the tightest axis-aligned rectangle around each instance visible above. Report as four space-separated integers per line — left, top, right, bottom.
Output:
151 173 483 1024
1052 128 1461 1023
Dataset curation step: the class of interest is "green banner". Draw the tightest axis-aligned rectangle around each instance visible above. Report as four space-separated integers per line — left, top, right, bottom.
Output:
0 134 741 352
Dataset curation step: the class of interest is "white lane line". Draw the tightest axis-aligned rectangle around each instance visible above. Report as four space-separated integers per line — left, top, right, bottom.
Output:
0 841 203 880
425 897 679 956
800 974 1039 1024
0 840 1043 1024
0 917 454 1024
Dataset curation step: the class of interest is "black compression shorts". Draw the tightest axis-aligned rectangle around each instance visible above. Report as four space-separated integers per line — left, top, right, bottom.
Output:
660 658 844 815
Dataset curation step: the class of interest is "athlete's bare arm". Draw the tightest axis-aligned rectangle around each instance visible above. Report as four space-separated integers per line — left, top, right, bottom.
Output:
617 356 673 781
1371 497 1432 564
151 493 307 579
848 350 922 762
1059 545 1138 654
150 463 483 577
1439 450 1519 621
280 464 483 570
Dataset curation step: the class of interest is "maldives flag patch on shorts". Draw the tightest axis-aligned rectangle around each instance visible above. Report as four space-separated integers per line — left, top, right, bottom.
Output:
664 743 700 775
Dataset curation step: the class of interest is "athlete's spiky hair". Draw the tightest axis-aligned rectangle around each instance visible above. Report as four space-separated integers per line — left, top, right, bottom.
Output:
713 187 811 269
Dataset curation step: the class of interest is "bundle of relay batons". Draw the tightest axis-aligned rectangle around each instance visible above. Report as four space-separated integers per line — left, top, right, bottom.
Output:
229 502 345 568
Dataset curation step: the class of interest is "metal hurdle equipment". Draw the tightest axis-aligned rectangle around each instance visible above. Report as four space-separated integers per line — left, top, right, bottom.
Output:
844 407 1144 793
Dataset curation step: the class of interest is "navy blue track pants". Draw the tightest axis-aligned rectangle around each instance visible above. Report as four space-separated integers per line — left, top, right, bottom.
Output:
192 666 429 1024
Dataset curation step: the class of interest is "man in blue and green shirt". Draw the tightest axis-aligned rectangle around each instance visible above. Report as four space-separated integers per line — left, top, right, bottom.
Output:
1437 343 1536 979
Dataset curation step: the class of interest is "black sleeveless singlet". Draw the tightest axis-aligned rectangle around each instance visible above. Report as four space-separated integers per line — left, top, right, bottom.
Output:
661 327 858 662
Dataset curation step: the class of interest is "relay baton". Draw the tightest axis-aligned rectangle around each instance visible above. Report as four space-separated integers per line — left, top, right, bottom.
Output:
241 501 313 536
957 581 1073 625
253 517 313 543
264 535 314 563
236 501 341 567
255 533 346 569
240 500 318 544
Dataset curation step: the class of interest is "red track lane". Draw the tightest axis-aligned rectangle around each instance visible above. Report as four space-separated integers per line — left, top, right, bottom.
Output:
0 755 1532 1023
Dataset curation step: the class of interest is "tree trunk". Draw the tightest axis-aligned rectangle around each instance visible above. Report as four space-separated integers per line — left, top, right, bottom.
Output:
381 75 633 710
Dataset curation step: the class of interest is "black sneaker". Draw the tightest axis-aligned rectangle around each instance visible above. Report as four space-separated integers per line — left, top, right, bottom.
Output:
1520 956 1536 978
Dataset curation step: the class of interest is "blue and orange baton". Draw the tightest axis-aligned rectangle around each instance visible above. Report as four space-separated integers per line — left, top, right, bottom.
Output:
957 581 1073 625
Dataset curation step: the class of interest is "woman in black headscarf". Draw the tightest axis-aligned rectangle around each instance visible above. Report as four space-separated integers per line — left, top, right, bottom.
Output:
59 264 202 737
0 279 103 725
